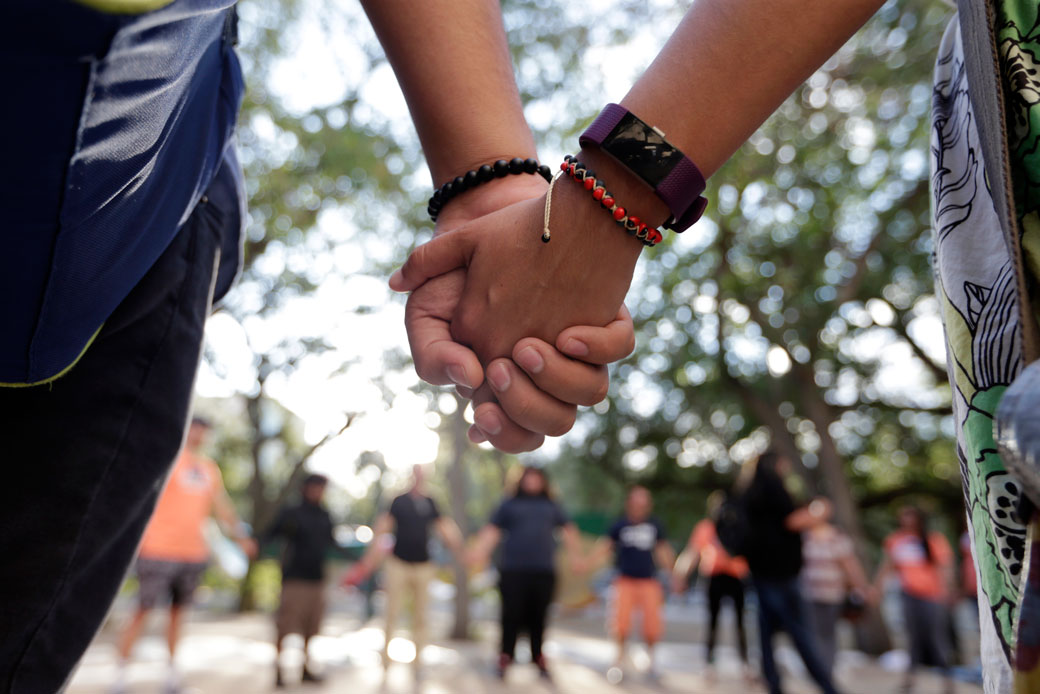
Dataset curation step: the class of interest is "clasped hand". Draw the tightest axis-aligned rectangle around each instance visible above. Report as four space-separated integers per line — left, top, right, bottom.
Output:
390 174 643 452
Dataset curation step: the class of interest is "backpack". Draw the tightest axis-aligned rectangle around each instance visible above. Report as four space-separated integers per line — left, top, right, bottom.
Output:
714 494 752 558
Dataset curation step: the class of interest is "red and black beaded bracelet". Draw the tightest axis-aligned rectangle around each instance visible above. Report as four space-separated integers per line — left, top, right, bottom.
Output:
428 157 552 222
558 154 664 247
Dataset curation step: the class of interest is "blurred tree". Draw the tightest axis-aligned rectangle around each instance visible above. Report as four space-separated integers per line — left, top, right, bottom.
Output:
547 0 956 653
204 0 968 650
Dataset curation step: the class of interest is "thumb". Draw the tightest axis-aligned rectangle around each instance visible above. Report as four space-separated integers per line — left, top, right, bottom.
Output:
390 229 476 292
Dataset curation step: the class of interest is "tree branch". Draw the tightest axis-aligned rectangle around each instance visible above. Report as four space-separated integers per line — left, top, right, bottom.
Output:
267 413 359 522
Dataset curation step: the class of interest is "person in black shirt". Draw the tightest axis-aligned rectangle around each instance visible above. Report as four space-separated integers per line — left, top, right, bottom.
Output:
587 486 675 682
345 465 464 675
468 466 583 680
263 473 350 688
739 450 841 694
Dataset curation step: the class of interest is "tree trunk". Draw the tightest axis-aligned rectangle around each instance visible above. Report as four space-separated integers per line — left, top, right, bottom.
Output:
448 398 471 640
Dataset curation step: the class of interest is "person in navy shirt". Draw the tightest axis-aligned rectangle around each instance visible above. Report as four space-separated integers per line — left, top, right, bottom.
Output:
588 486 675 682
468 466 583 680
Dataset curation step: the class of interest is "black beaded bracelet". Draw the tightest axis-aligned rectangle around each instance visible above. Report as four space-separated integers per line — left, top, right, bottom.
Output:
427 157 553 222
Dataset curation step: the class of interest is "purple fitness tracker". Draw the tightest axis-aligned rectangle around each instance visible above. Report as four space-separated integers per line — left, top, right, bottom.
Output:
579 103 708 232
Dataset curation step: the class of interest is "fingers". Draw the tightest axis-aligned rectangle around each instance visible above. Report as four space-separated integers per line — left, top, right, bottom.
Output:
555 304 635 365
390 229 476 292
511 337 609 406
484 359 578 437
468 384 547 454
404 273 483 389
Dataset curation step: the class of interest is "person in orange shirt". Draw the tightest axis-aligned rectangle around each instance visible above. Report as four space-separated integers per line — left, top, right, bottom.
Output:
874 505 955 694
112 417 255 694
673 492 750 677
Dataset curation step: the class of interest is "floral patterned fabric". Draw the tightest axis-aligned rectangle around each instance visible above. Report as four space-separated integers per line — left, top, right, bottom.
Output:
930 3 1040 688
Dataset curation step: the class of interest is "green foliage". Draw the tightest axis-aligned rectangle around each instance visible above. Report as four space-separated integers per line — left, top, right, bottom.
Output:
215 0 964 576
549 0 961 551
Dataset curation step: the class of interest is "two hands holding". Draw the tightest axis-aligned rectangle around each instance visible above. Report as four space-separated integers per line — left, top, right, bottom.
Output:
389 155 652 453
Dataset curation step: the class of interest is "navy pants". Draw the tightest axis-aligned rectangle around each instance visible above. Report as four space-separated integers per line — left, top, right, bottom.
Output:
753 577 841 694
0 203 223 693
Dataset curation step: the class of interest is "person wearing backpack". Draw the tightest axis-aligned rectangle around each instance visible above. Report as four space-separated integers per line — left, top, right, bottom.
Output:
738 450 842 694
673 491 751 680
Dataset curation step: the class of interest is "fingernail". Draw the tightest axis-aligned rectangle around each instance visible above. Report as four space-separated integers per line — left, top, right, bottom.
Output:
446 365 469 388
389 269 405 290
516 346 545 374
468 426 488 443
475 411 502 436
487 363 511 392
562 338 589 357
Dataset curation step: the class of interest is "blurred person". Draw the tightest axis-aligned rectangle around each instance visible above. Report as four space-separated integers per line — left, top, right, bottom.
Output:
800 506 873 677
587 486 675 682
672 491 751 678
343 465 464 675
112 417 256 694
0 3 629 687
739 450 842 694
874 506 956 694
467 466 583 680
263 473 350 688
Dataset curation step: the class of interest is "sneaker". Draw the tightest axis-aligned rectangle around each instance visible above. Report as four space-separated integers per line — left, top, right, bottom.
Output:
535 655 551 680
496 654 512 679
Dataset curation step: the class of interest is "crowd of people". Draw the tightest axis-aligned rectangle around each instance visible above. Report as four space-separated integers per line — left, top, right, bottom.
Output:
105 437 979 694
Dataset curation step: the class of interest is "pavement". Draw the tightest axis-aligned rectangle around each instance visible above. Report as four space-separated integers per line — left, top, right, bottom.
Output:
67 593 983 694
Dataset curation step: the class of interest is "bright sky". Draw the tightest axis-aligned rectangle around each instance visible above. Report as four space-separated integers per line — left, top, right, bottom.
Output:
196 0 948 497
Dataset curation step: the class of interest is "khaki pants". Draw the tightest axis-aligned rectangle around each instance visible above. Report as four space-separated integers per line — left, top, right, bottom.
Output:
384 556 435 664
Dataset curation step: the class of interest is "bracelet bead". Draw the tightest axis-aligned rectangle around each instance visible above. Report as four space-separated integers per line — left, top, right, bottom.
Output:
557 155 663 247
428 157 554 223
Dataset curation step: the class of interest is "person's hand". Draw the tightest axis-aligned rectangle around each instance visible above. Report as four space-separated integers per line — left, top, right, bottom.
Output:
394 186 642 359
402 175 637 452
340 563 368 588
671 574 688 596
464 547 487 571
237 537 258 560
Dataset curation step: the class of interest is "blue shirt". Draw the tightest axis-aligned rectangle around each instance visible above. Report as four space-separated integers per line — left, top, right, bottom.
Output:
609 516 667 579
490 495 569 573
0 0 244 384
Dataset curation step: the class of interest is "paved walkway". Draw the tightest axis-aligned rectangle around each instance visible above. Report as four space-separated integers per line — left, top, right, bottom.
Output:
69 608 982 694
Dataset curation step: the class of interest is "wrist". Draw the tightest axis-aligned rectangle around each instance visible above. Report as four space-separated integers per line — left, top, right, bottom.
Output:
577 146 670 229
434 173 549 234
549 166 645 262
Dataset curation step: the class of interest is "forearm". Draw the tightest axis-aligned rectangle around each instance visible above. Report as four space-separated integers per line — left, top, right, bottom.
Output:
361 0 536 185
561 524 582 555
581 0 885 224
673 547 698 578
437 518 466 556
657 545 677 572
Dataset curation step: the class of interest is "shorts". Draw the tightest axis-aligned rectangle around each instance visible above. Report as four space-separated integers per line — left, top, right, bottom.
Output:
136 558 208 609
276 580 326 639
611 576 664 643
